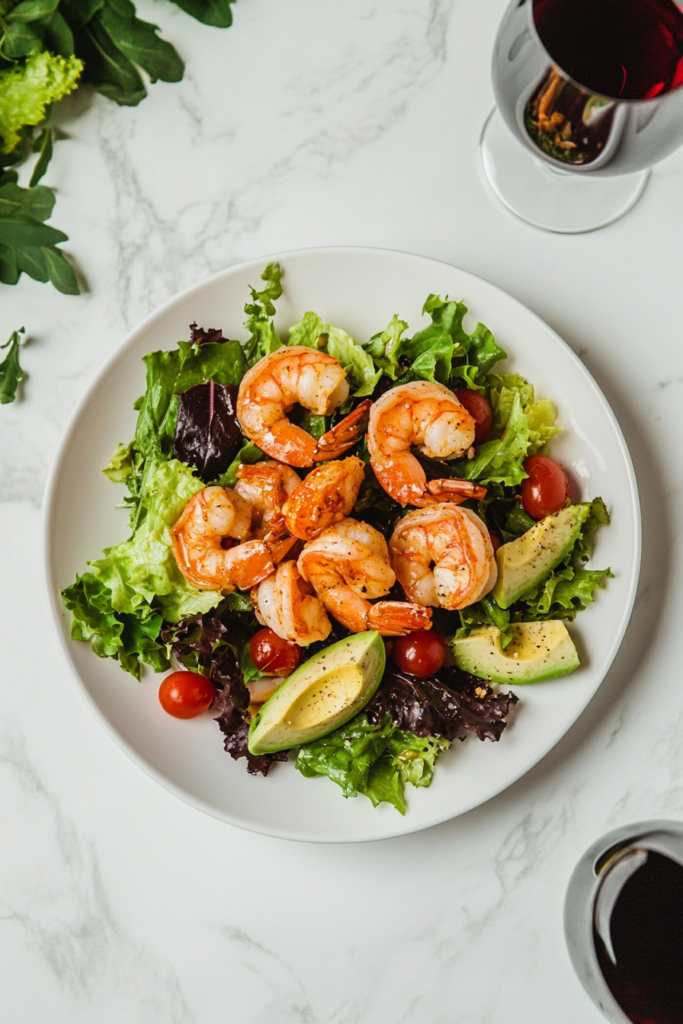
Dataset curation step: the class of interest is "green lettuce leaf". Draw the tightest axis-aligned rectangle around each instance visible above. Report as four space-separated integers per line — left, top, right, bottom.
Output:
289 310 381 397
463 390 530 486
243 261 283 366
488 373 563 455
365 295 506 391
103 440 134 482
519 565 613 621
0 50 83 152
61 571 170 679
296 713 450 814
133 337 246 460
89 457 222 624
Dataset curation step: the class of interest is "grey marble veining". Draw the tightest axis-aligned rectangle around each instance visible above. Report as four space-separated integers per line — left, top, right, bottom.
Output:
1 0 683 1020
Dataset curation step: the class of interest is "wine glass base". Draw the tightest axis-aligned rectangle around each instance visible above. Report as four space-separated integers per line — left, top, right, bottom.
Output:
479 108 650 234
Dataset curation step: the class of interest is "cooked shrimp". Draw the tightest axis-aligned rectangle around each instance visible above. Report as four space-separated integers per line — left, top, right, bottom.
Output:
170 486 292 593
237 346 370 467
282 456 365 541
233 461 301 537
254 560 332 646
389 504 497 610
365 380 486 507
297 518 432 636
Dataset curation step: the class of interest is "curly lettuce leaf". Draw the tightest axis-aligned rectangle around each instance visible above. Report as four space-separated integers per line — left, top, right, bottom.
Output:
365 295 506 391
363 314 409 380
103 440 134 482
296 713 449 814
243 262 283 366
61 572 170 679
488 373 563 455
0 50 83 152
463 390 530 486
289 310 381 397
88 457 221 624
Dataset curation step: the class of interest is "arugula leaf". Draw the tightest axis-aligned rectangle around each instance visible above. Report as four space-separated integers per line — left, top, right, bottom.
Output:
243 262 283 366
0 326 25 403
166 0 235 28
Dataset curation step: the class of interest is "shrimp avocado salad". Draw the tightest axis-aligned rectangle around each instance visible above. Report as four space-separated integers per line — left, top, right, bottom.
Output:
61 263 612 814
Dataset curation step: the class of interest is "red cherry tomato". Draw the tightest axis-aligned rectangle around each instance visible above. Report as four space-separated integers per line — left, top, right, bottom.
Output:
250 628 301 676
158 671 215 720
455 389 493 446
488 528 502 553
393 631 446 678
521 455 571 519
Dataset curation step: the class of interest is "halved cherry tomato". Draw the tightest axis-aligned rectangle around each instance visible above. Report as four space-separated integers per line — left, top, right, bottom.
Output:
159 671 215 719
521 455 571 519
455 389 493 446
393 631 446 678
250 628 301 676
488 528 502 553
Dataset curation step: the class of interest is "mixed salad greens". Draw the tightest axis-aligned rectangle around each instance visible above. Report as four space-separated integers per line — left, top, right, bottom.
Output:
61 263 611 813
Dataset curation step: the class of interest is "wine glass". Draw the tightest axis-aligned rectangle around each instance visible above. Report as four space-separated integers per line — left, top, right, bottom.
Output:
480 0 683 233
564 820 683 1022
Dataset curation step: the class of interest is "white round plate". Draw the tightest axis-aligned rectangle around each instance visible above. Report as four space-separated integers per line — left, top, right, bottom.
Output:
44 247 640 843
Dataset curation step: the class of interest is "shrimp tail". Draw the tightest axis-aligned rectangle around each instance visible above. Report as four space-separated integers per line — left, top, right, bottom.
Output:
314 399 373 460
366 601 433 636
426 478 487 502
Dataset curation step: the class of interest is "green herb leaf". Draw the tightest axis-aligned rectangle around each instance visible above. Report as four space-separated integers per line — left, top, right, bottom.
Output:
0 177 79 292
29 123 52 186
243 262 283 366
0 327 25 404
98 0 184 84
166 0 234 28
7 0 60 22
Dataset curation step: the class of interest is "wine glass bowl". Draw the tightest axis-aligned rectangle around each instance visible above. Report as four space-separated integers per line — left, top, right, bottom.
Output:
565 820 683 1023
481 0 683 231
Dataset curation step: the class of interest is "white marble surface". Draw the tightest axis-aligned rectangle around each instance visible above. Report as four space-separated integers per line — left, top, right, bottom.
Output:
1 0 681 1020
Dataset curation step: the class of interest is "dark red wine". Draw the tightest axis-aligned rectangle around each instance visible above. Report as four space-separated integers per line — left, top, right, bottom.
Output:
533 0 683 99
593 851 683 1024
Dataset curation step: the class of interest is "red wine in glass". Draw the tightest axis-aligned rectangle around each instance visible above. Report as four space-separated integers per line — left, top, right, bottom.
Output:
482 0 683 230
594 850 683 1023
534 0 683 101
565 822 683 1024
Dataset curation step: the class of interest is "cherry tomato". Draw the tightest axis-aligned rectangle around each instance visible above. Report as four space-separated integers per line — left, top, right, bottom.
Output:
250 628 301 676
455 389 493 445
158 671 215 720
488 528 502 553
393 631 446 678
521 454 571 519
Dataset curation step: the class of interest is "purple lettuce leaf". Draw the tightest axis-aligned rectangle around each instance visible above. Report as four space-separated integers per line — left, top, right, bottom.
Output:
189 322 225 345
366 664 518 743
173 380 244 482
161 607 286 776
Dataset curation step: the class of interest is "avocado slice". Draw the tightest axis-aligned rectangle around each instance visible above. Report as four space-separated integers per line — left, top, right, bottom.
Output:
492 504 591 609
248 631 386 755
452 621 580 684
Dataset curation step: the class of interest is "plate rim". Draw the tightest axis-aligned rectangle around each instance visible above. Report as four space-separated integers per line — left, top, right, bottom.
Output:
42 245 642 844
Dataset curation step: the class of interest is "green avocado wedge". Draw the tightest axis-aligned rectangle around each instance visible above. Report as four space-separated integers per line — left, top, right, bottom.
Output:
492 504 592 609
452 621 580 684
248 631 386 755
